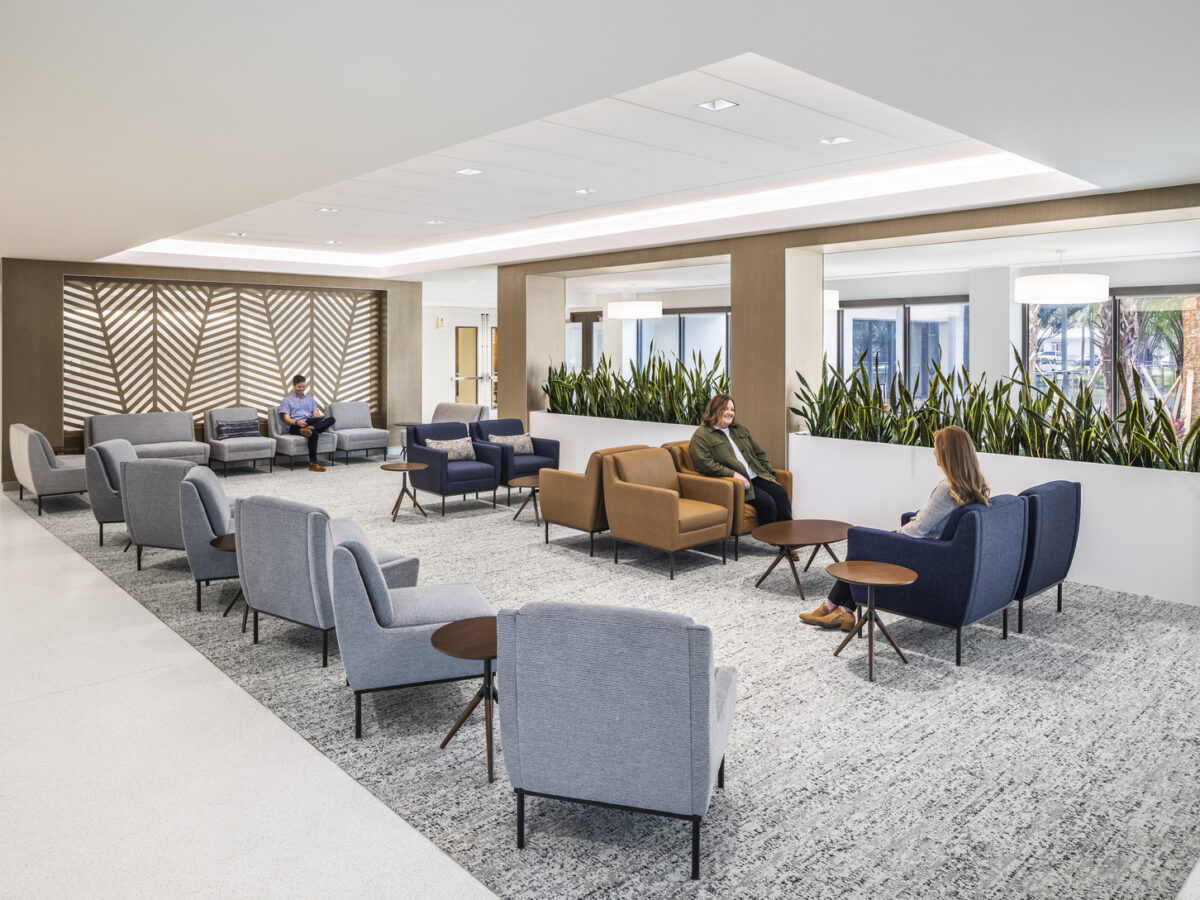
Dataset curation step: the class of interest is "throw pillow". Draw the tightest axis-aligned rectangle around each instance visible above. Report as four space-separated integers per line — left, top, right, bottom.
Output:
215 418 261 440
487 432 534 455
426 436 476 461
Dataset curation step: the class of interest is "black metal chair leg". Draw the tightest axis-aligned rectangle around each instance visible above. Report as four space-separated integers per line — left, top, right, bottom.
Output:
1018 598 1025 633
589 531 595 557
253 609 259 643
136 545 143 570
355 691 362 739
322 629 330 667
38 496 43 515
733 533 739 561
614 540 619 563
196 581 202 611
441 497 446 516
670 551 675 580
1002 608 1008 639
516 790 525 849
955 628 962 666
544 521 549 544
718 756 725 788
691 817 701 880
1057 582 1063 612
99 522 104 546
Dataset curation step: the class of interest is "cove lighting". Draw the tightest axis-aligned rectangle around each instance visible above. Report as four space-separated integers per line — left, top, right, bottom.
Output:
455 168 482 176
317 207 339 213
608 300 662 320
698 98 738 111
820 136 853 145
426 219 445 225
574 188 599 195
324 240 341 245
227 232 247 237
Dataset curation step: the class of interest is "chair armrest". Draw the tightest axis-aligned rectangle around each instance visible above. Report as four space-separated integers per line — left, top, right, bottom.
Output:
531 436 560 465
900 511 916 526
678 472 735 508
539 468 596 528
406 443 448 491
773 468 793 500
845 525 974 622
606 479 680 543
473 441 503 471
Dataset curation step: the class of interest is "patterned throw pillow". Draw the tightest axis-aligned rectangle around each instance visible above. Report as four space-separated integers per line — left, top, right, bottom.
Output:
215 419 260 440
487 432 534 455
426 436 476 461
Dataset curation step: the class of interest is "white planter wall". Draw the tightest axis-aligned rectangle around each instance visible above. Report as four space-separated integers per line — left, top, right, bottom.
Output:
788 434 1200 607
529 412 697 474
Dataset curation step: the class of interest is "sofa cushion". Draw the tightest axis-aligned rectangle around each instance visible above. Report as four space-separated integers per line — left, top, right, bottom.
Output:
387 584 493 628
427 436 475 461
215 418 260 439
134 441 210 463
510 454 555 478
89 411 194 445
446 460 497 483
488 432 534 455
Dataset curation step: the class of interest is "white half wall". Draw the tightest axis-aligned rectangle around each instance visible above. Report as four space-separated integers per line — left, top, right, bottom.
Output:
530 411 696 474
788 434 1200 607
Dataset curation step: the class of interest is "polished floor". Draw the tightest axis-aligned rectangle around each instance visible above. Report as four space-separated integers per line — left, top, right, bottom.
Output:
0 494 494 899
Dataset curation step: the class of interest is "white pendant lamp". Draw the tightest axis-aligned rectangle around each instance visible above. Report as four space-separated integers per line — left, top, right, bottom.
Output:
1015 251 1109 305
823 289 840 310
608 288 662 320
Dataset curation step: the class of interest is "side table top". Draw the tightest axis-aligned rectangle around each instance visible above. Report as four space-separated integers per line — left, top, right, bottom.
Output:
432 616 497 661
826 560 917 587
210 533 236 552
752 518 851 547
507 474 540 489
381 461 428 473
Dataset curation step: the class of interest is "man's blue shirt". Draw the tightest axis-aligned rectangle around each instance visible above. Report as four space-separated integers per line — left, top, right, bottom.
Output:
278 393 318 421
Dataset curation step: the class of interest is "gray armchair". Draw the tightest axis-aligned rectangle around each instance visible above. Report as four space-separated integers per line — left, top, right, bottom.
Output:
234 496 419 666
497 602 736 880
266 409 335 468
180 466 238 611
430 402 487 424
328 401 389 462
328 518 493 737
9 424 87 515
85 439 137 545
203 407 276 475
121 459 196 570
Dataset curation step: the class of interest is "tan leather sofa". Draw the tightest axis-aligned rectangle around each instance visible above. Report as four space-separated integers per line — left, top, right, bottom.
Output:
662 440 793 560
539 444 649 556
601 447 733 579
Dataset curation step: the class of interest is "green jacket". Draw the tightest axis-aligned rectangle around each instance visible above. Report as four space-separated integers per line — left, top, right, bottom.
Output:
689 423 778 501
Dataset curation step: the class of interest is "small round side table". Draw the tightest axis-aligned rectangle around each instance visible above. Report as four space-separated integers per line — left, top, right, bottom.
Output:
381 461 428 520
827 560 917 682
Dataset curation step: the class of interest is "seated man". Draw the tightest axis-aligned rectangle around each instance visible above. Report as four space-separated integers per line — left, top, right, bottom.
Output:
278 374 336 472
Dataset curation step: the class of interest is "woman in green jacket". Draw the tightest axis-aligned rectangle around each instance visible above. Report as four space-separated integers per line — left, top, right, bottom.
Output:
689 394 792 524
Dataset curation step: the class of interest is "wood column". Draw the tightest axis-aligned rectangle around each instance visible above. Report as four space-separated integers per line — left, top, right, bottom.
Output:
498 271 564 423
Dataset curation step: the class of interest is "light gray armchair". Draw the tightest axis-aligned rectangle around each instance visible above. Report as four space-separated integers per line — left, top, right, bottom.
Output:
328 401 389 462
234 497 418 667
203 407 276 475
328 518 493 737
430 402 487 424
121 459 196 570
9 424 87 515
180 466 238 611
85 439 137 546
266 409 335 469
497 602 736 880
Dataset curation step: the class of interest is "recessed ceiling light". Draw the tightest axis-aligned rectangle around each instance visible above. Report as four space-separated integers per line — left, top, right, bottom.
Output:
820 136 853 145
324 240 341 245
697 98 738 111
574 188 599 195
469 279 480 283
316 207 339 213
426 219 446 225
227 232 247 237
455 168 482 176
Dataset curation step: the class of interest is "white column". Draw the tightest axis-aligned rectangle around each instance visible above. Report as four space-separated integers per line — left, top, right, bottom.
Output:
968 267 1021 386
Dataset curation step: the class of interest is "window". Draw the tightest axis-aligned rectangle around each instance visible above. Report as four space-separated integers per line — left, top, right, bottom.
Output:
1115 292 1200 432
636 309 731 372
834 297 969 394
841 306 903 389
565 311 603 371
1025 302 1110 410
908 303 969 398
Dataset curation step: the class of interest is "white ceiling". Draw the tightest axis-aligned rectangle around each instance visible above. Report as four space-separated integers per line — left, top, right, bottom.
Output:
4 1 1200 287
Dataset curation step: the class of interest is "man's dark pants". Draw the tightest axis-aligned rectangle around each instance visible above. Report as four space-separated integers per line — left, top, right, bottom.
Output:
288 416 336 463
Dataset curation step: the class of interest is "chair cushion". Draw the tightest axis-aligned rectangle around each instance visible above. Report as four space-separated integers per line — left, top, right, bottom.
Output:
446 460 496 482
614 448 678 493
510 454 555 478
677 498 727 532
134 441 210 463
215 419 260 439
427 436 475 461
387 584 493 628
488 432 534 454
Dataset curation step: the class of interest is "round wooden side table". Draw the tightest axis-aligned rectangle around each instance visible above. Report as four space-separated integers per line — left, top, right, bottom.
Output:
751 519 851 599
827 560 917 682
209 533 249 631
381 461 428 520
431 616 499 782
507 474 541 525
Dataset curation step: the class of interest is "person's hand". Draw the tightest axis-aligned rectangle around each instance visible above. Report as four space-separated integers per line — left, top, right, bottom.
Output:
297 418 308 426
738 474 751 488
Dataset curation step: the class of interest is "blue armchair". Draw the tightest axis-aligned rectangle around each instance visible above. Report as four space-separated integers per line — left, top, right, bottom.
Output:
469 418 560 502
497 602 736 880
1015 480 1081 632
406 423 501 516
844 494 1029 665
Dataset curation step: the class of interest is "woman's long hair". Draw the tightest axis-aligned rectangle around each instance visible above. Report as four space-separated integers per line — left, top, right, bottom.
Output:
701 394 735 428
934 426 990 507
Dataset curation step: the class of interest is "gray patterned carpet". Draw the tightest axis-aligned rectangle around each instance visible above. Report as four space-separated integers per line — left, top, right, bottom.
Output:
10 461 1200 899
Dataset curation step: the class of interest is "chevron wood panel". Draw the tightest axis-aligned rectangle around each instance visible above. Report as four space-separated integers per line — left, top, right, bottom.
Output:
63 278 382 435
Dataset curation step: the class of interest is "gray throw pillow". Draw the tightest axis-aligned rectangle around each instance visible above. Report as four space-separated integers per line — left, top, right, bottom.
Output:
426 436 475 461
488 432 534 455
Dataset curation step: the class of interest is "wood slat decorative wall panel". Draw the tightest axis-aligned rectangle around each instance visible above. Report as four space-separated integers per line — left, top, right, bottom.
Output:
62 277 382 434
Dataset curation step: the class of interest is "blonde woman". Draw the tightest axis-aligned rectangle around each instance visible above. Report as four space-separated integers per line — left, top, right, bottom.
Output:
800 425 991 630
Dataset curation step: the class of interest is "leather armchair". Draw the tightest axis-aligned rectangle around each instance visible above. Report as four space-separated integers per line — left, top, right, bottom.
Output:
540 444 649 556
327 518 493 738
662 440 793 560
469 417 560 498
601 447 733 579
85 439 138 545
497 601 736 880
120 458 196 571
406 422 501 515
9 423 87 515
1015 480 1082 632
179 466 238 611
844 494 1029 665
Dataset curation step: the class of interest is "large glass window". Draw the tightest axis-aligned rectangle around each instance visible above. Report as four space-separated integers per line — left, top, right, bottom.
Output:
638 316 680 365
908 303 969 397
564 321 583 373
1026 302 1110 409
635 310 730 371
1116 293 1200 432
842 306 903 388
681 312 727 367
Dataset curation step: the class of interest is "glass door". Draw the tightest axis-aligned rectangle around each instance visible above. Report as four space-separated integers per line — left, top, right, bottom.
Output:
454 326 480 403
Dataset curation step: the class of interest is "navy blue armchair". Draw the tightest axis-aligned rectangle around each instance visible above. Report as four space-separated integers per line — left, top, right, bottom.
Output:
1015 480 1081 632
406 422 501 515
844 494 1029 665
469 418 560 501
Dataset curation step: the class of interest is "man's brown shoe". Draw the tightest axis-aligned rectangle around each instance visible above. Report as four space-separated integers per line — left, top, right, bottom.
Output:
813 608 847 629
308 462 326 472
799 603 834 625
299 426 314 437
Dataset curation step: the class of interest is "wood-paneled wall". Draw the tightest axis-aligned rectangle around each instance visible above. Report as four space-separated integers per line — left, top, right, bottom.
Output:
1 259 420 483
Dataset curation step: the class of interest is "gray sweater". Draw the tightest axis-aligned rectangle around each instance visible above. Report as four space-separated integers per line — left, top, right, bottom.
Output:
899 479 959 539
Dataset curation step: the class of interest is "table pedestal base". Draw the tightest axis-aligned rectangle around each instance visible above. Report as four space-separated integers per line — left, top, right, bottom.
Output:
439 660 498 782
390 473 427 520
832 586 908 681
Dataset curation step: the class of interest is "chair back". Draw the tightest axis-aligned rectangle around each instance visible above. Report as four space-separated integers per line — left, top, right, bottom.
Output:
409 422 469 446
120 458 196 549
430 402 487 424
328 401 373 429
1016 480 1082 599
662 440 699 474
180 466 231 537
235 495 333 629
497 602 718 817
204 407 262 442
265 409 288 439
469 417 523 443
9 424 52 493
87 411 194 447
952 494 1029 625
85 439 138 524
611 447 679 493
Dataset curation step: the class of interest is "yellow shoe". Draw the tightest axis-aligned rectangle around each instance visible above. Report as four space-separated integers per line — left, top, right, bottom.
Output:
799 603 834 625
839 609 857 631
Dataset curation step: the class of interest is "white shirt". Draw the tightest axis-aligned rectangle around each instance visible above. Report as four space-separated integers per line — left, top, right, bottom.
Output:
716 426 756 480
